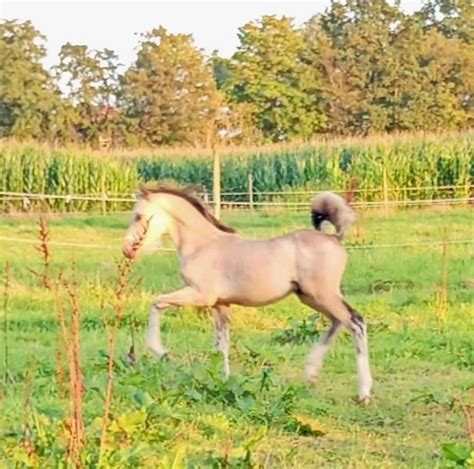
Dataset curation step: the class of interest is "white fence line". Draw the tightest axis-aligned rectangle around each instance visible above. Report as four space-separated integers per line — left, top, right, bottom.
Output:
227 197 473 207
0 184 471 199
0 191 136 203
220 184 472 196
0 235 472 252
0 190 472 211
347 239 474 249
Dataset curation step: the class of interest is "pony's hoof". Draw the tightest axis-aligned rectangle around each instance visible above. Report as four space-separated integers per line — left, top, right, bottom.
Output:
359 396 372 406
148 345 169 360
305 366 318 387
306 375 317 388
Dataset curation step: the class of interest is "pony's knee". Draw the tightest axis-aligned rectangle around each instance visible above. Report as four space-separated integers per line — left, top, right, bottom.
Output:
152 297 168 310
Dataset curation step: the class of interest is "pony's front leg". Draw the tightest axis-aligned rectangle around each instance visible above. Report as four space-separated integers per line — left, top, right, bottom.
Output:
147 303 168 358
147 286 213 358
212 305 231 378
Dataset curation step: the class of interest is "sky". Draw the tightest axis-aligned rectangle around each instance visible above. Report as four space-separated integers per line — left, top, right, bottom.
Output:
2 0 424 70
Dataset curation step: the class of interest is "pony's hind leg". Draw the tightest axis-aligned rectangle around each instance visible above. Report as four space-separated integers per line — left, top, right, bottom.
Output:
299 294 373 403
343 300 373 404
305 318 342 385
298 294 342 385
212 305 231 378
323 296 373 402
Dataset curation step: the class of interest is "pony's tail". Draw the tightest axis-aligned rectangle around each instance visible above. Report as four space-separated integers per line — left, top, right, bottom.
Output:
311 192 356 239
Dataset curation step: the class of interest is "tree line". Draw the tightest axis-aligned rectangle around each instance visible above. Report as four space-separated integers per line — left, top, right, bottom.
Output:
0 0 472 148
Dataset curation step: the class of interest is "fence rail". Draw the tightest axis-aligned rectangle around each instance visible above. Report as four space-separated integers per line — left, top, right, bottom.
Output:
0 235 472 252
0 185 472 213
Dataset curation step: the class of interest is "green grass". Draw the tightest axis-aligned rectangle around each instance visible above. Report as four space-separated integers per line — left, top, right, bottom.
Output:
0 207 473 467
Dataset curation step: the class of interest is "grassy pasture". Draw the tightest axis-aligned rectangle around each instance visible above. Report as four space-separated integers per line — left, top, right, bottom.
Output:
0 207 473 467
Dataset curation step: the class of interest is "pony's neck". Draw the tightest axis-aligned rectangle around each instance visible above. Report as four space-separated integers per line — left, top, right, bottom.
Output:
159 194 225 257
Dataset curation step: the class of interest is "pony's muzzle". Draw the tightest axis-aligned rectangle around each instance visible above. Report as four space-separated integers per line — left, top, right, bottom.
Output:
122 241 136 259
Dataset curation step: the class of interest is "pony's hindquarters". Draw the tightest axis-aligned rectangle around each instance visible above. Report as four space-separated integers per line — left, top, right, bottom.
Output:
293 230 348 301
293 231 373 402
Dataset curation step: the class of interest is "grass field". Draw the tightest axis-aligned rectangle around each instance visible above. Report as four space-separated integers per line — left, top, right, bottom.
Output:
0 207 473 467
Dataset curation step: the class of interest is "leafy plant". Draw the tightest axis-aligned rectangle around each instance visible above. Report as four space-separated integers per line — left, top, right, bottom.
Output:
271 313 321 345
441 443 473 467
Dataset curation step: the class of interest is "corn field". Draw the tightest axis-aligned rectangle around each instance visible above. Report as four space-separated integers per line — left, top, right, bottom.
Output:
0 132 472 212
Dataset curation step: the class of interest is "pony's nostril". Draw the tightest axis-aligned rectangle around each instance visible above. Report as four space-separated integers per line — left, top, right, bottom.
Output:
122 244 134 259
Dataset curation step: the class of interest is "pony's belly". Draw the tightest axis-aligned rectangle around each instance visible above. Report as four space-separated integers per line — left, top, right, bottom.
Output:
226 293 292 308
218 277 294 307
213 242 297 306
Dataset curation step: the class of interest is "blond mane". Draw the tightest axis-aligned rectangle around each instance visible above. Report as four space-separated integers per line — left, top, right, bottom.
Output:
138 183 236 234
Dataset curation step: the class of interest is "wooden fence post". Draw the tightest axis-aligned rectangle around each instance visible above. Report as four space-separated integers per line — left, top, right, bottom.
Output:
213 143 221 220
382 167 389 217
101 173 107 216
248 173 254 212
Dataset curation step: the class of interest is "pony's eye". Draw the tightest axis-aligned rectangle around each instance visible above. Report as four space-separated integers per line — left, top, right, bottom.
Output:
135 214 143 222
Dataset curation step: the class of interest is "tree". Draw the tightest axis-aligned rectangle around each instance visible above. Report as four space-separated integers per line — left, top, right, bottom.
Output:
417 29 473 128
120 27 221 147
211 51 232 91
0 20 60 140
375 17 469 131
305 0 473 134
303 15 355 135
224 16 325 143
305 0 407 135
417 0 474 43
54 43 121 146
416 0 474 126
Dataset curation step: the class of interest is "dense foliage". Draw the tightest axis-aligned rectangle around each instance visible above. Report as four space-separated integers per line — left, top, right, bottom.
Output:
0 0 472 147
1 132 472 211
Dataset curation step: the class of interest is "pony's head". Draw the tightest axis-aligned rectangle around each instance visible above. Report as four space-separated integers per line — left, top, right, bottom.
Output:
122 183 236 259
122 186 171 259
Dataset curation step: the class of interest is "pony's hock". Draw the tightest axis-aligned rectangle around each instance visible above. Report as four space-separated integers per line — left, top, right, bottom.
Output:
122 184 373 403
